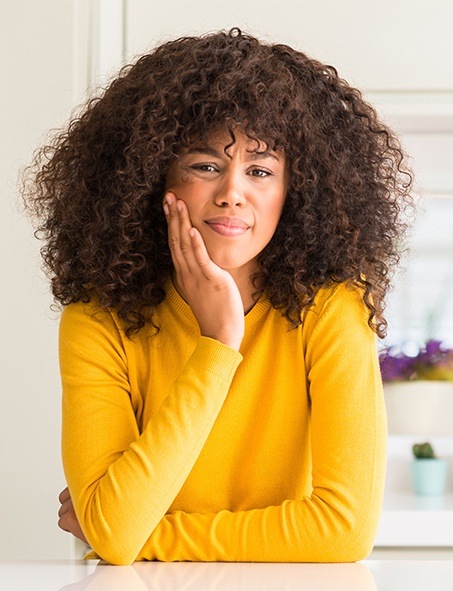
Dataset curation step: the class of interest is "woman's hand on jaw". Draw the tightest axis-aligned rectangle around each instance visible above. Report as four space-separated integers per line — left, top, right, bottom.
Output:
57 487 88 544
164 192 245 351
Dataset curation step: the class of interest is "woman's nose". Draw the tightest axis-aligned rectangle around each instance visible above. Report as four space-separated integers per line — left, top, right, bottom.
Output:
214 171 246 207
214 172 246 207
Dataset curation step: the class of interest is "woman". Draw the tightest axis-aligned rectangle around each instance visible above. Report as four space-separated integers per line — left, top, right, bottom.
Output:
23 28 413 564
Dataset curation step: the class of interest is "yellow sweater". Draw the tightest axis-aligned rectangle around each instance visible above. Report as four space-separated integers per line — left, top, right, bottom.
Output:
60 279 386 565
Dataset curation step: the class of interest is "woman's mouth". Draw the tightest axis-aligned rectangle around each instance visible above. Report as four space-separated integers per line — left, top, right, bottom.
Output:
204 217 250 237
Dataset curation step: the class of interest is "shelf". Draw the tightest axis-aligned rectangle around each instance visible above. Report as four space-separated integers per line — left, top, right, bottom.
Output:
375 492 453 547
377 437 453 547
383 492 453 512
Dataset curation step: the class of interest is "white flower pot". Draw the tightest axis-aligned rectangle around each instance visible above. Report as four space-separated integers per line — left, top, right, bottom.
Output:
384 381 453 436
411 458 448 496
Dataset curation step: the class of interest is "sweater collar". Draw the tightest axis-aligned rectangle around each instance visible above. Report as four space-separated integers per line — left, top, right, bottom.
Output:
163 276 271 332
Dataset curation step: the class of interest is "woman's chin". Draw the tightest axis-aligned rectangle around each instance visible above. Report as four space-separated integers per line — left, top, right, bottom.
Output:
201 236 259 276
212 258 242 272
207 249 250 272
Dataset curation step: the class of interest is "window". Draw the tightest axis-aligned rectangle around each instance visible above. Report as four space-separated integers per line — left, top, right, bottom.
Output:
385 195 453 348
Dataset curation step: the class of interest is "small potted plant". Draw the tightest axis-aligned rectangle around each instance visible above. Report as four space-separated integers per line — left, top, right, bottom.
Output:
379 340 453 435
411 442 448 496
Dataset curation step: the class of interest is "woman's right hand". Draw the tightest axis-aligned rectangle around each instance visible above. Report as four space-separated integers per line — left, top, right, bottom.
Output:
164 192 245 351
58 487 88 544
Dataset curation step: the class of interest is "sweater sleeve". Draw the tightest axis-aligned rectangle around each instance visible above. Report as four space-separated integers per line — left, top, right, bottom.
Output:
59 302 242 566
135 284 387 563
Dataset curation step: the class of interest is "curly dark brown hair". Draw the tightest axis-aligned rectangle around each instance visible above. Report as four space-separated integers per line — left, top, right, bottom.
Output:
22 28 414 338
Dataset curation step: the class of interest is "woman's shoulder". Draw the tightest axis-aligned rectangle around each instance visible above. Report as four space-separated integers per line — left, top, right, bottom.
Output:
300 281 376 366
60 297 113 319
59 298 124 338
312 280 366 311
302 280 368 332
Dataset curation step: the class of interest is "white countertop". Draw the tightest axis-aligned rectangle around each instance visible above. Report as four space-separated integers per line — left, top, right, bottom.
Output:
1 559 453 591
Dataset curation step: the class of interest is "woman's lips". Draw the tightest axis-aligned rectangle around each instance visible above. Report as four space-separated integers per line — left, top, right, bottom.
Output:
204 217 250 237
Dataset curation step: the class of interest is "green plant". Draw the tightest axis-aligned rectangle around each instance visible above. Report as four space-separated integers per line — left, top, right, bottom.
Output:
412 442 436 459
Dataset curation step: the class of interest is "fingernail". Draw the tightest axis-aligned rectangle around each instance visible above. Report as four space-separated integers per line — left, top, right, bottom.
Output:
163 203 169 216
165 193 173 205
176 201 182 212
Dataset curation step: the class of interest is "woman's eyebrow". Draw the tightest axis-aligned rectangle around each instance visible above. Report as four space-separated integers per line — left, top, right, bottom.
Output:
246 150 280 162
185 146 280 161
186 146 221 157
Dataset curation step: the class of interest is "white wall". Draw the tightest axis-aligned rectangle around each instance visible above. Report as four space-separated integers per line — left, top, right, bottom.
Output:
124 0 453 91
1 0 452 559
0 0 83 559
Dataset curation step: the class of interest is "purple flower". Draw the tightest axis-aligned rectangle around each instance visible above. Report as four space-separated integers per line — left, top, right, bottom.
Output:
379 340 453 382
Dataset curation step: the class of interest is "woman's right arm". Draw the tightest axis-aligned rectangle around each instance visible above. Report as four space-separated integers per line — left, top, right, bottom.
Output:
60 302 242 566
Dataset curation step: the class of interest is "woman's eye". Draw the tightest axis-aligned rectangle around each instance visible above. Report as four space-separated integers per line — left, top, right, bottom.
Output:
190 163 218 173
249 168 272 178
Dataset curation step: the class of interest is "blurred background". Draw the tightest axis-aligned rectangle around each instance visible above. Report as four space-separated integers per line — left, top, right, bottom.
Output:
1 0 452 559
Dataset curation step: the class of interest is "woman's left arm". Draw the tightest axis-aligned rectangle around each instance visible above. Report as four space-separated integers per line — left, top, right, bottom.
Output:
137 284 387 562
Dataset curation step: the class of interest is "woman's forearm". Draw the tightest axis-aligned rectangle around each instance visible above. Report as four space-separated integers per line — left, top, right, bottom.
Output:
60 304 242 565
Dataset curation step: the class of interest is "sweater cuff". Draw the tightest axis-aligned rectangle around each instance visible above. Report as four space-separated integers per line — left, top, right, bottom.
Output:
189 336 243 383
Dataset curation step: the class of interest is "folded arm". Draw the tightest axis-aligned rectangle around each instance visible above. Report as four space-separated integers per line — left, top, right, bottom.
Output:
135 284 387 562
60 302 242 565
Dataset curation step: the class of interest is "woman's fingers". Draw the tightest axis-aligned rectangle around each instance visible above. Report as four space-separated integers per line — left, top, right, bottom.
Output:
58 487 71 504
175 200 214 276
164 193 185 268
165 193 203 278
58 501 69 518
58 488 74 519
57 489 88 544
188 226 220 279
165 193 193 277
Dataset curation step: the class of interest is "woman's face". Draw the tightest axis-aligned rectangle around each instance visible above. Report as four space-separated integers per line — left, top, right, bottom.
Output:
165 128 288 277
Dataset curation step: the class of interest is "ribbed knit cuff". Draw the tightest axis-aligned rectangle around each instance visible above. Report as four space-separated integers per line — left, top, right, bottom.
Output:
188 336 243 383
